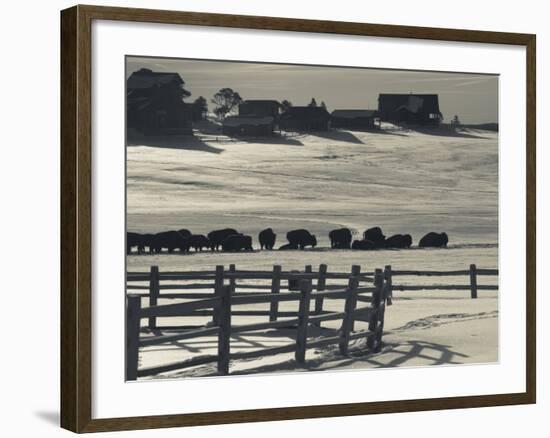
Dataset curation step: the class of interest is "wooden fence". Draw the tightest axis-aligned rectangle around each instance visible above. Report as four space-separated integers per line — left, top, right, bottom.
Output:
384 263 498 304
126 264 388 380
125 263 498 380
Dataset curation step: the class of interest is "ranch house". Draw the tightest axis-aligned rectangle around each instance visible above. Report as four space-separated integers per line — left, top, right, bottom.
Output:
239 100 281 118
279 106 331 131
377 94 443 126
222 115 275 137
126 68 193 135
330 109 379 129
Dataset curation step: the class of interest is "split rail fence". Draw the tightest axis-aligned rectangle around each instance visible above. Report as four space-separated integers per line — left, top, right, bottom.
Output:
126 263 498 380
126 264 388 380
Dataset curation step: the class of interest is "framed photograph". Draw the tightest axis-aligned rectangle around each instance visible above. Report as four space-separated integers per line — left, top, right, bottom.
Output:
60 4 536 433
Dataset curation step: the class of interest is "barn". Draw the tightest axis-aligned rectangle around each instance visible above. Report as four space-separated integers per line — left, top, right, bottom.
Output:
330 109 379 129
377 94 443 126
126 68 193 135
279 106 330 131
239 100 280 118
222 115 275 137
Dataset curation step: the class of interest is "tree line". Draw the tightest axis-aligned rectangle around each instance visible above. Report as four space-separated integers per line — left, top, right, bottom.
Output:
176 77 328 121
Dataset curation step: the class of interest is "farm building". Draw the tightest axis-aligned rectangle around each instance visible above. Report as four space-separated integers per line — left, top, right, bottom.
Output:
377 94 443 126
126 68 193 135
222 115 275 137
279 106 331 131
330 109 379 129
239 100 281 118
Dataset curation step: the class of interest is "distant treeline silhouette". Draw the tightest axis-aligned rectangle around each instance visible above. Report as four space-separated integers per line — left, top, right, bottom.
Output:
127 227 448 255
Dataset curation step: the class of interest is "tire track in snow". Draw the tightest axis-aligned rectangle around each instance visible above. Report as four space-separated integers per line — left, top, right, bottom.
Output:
391 311 499 332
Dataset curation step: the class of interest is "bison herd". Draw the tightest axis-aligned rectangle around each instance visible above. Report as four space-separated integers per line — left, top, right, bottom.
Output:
127 226 448 255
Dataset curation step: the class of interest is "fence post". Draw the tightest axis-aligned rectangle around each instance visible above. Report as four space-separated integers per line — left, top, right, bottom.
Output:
217 285 232 375
339 266 360 356
469 264 478 299
384 265 393 306
349 265 361 331
367 269 384 351
148 266 160 329
213 265 224 325
288 270 300 291
295 279 312 364
313 264 327 327
269 265 282 321
229 264 236 290
126 295 141 381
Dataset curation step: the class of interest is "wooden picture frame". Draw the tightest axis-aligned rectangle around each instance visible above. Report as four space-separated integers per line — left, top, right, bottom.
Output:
60 4 536 433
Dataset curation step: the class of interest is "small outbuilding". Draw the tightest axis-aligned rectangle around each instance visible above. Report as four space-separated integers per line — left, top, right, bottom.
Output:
378 94 443 126
330 109 379 129
222 115 275 137
279 106 330 131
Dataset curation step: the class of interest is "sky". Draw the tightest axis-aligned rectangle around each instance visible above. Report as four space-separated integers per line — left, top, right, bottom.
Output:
127 56 498 124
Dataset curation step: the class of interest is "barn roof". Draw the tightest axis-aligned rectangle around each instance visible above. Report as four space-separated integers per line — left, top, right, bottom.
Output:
223 115 275 127
331 109 378 118
127 68 184 89
378 94 441 115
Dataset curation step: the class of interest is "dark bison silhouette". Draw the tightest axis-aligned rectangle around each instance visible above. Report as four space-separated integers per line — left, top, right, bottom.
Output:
208 228 238 251
141 233 155 253
351 239 377 250
287 229 317 249
419 232 449 248
127 232 144 254
151 231 189 253
279 243 298 250
329 228 352 249
222 234 253 252
363 227 386 247
177 228 192 237
259 228 277 250
186 234 210 251
384 234 413 249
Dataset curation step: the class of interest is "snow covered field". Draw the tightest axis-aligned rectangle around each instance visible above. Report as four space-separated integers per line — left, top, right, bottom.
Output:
126 124 499 378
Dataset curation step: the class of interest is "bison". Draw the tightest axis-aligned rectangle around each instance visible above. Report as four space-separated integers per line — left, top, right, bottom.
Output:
279 243 298 250
141 233 155 254
363 226 386 247
151 230 189 253
329 228 352 249
286 229 317 249
127 232 144 255
259 228 277 250
208 228 238 251
351 239 377 250
384 234 413 249
177 228 192 237
419 232 449 248
221 234 253 252
186 234 210 251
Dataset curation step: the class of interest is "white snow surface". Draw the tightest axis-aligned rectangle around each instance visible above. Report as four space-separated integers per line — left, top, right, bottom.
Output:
127 125 498 246
126 125 498 378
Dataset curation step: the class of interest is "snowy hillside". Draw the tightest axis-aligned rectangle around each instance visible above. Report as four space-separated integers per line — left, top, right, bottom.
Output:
127 125 498 248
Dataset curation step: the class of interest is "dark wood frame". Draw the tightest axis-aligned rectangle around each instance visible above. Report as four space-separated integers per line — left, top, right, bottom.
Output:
61 4 536 433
